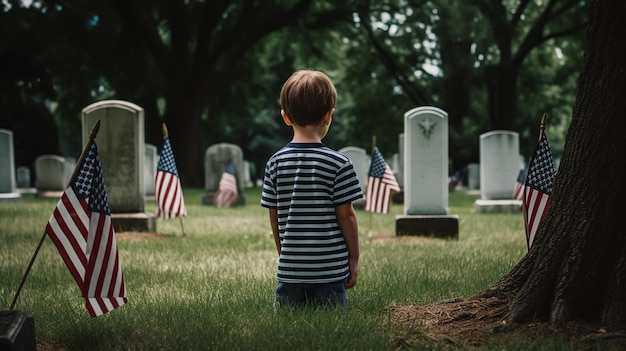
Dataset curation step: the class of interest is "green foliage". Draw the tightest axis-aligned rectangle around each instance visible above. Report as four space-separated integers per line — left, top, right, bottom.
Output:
1 0 585 184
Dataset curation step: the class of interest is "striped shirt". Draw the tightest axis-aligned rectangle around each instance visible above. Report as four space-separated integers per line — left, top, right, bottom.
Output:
260 142 363 283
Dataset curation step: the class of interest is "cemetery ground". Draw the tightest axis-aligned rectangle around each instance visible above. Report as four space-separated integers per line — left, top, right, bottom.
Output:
1 188 622 350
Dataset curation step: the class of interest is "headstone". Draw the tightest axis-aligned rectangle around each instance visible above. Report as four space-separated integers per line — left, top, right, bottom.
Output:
34 154 66 198
16 166 31 189
201 143 246 206
397 134 404 188
467 163 480 193
243 161 253 188
474 130 522 212
0 129 21 202
0 310 36 351
395 106 458 238
64 157 76 186
144 143 158 199
82 100 156 232
339 146 369 193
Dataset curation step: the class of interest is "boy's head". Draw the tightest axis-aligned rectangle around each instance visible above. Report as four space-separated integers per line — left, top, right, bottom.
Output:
280 70 337 126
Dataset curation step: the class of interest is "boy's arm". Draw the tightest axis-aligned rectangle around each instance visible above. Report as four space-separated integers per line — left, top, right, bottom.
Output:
336 203 359 289
268 208 281 255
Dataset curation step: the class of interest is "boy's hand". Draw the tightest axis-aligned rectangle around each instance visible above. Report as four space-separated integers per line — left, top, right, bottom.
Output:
346 258 359 289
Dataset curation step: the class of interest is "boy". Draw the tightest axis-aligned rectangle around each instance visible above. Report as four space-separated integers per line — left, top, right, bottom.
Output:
260 69 363 307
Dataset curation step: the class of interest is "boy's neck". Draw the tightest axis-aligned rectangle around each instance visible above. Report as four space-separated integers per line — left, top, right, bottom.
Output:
290 126 324 143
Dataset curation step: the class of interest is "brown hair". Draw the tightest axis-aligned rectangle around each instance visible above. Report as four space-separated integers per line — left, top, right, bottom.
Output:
280 70 337 126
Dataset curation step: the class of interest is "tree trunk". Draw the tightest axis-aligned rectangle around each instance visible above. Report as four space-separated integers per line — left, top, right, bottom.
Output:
482 0 626 325
485 62 519 130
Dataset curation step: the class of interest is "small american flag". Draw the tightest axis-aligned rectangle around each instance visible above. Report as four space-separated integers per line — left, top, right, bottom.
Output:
45 141 128 317
513 168 527 201
365 147 400 214
155 137 187 218
523 133 556 250
213 161 239 207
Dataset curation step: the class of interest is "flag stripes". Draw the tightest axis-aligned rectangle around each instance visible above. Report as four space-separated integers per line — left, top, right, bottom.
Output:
155 171 186 218
155 136 186 218
365 147 400 214
523 132 556 250
513 169 526 201
524 187 551 248
213 161 239 207
45 141 127 317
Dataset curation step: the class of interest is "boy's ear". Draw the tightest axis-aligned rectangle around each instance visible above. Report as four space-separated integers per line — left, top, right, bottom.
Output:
324 108 334 125
281 110 292 126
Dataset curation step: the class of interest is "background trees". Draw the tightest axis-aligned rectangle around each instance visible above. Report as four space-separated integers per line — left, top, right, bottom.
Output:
0 0 587 187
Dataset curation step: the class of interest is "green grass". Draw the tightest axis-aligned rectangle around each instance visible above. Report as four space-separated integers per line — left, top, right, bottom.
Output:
1 188 542 350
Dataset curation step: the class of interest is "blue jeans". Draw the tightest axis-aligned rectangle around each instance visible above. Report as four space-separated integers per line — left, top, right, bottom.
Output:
274 280 348 307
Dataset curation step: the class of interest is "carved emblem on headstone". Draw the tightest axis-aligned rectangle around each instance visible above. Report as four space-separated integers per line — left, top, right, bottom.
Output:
418 117 437 140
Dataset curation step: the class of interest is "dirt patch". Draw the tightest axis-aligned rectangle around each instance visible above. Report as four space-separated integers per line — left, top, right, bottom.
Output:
384 295 626 349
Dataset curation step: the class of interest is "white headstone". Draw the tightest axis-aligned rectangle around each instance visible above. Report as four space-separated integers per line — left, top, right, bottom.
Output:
243 160 253 188
339 146 368 193
403 106 449 215
34 154 66 197
63 157 76 185
397 134 404 188
0 129 20 201
479 131 520 200
144 143 158 197
467 163 480 191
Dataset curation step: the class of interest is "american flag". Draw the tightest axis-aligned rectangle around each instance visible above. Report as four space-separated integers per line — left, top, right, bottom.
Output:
523 133 556 250
155 137 187 218
45 141 128 317
365 147 400 214
513 168 527 201
213 161 238 207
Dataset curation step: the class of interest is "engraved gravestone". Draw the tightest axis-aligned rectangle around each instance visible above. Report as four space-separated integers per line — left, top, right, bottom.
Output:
395 106 458 238
34 154 66 198
474 131 522 212
82 100 155 231
201 143 246 206
0 129 21 201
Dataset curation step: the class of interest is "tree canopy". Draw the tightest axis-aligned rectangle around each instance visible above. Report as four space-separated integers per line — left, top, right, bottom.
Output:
1 0 587 186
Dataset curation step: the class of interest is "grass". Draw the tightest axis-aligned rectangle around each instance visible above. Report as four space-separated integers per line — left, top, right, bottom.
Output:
0 188 535 350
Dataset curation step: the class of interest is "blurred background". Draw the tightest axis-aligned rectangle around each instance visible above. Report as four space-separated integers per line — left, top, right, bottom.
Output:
0 0 587 187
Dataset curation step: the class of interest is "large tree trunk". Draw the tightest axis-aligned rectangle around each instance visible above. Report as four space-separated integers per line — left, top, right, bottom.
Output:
482 0 626 325
485 63 519 130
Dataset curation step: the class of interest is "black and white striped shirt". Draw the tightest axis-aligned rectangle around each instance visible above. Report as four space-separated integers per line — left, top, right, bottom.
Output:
261 143 363 283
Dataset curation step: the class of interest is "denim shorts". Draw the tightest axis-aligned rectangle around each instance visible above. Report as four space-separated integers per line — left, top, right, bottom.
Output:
274 279 347 307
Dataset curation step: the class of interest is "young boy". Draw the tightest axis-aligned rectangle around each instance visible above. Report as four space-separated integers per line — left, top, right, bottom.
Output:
260 69 363 307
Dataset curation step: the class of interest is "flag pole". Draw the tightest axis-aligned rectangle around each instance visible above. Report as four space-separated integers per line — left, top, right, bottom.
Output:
9 120 101 310
539 113 547 141
369 135 376 231
162 123 186 237
522 114 547 251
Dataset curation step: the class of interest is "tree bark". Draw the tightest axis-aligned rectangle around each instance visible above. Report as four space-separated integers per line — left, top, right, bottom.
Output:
481 0 626 325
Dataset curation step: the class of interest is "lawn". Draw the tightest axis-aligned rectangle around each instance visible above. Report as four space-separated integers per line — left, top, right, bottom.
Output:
1 188 544 350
